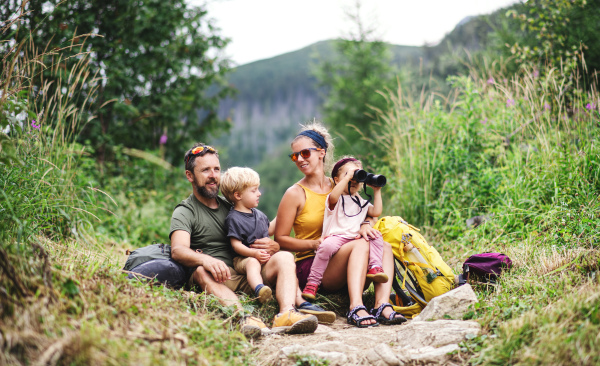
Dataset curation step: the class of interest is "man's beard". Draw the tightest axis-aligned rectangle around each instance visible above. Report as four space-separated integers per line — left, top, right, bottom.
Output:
194 177 219 199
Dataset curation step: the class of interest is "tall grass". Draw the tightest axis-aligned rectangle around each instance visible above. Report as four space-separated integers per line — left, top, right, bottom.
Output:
1 9 255 365
375 60 600 364
375 60 600 242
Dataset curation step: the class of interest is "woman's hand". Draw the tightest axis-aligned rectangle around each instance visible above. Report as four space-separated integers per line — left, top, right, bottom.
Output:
312 238 323 251
357 222 382 241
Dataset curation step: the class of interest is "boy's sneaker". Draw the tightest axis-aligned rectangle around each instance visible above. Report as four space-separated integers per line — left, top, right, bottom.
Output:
301 282 318 301
239 315 269 339
297 301 336 324
272 309 318 334
254 284 273 304
366 266 389 283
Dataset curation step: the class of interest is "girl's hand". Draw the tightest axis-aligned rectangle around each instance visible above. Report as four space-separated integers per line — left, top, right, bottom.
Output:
342 167 359 182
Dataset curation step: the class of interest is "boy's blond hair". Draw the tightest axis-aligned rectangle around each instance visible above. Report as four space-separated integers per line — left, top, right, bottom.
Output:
220 167 260 203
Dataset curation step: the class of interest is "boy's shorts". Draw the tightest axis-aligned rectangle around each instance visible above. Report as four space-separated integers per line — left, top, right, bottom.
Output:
226 256 272 293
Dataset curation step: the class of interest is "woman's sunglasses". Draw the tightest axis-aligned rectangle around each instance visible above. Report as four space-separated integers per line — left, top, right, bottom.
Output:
289 147 324 162
185 145 217 164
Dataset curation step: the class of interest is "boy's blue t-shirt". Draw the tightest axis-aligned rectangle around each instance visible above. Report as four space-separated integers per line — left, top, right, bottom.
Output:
225 208 270 247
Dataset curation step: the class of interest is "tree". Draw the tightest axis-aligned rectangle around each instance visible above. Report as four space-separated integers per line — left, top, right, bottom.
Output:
504 0 600 73
314 2 396 158
1 0 234 163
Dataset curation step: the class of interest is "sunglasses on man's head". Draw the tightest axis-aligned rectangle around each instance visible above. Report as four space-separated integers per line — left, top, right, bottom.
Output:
289 147 324 162
185 145 217 164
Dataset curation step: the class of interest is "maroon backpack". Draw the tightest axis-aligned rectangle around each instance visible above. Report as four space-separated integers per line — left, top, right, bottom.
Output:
460 253 512 284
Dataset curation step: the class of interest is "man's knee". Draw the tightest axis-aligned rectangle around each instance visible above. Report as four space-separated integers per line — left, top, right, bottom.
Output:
193 266 214 289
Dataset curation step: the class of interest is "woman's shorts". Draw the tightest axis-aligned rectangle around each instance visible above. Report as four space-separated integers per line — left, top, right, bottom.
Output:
296 256 315 289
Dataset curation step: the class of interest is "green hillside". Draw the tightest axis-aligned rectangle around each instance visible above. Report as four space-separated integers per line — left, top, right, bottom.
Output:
227 40 425 102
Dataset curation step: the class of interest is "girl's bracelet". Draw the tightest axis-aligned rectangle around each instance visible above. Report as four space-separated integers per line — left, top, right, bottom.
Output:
361 221 371 226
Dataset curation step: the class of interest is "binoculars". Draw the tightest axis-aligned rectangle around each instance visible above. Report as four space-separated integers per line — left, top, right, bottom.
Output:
352 169 387 187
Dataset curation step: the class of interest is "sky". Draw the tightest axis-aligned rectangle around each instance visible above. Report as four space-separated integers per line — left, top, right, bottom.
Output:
192 0 519 66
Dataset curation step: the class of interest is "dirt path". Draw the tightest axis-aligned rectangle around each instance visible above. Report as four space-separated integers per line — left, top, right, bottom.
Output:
254 317 478 365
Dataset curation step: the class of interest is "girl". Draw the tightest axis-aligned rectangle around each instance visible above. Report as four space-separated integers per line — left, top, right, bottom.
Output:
301 157 388 302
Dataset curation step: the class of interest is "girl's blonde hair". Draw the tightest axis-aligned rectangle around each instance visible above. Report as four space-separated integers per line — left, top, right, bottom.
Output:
292 119 335 173
220 167 260 203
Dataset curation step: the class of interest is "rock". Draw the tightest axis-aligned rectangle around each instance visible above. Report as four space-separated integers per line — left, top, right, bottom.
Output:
397 344 460 364
315 324 334 334
466 215 491 228
365 343 402 365
414 284 478 321
396 320 481 348
279 342 358 365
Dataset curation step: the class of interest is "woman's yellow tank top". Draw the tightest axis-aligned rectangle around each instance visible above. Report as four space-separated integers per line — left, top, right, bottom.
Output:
293 180 333 261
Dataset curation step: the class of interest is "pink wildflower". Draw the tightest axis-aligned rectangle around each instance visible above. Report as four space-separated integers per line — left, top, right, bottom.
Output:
506 99 515 107
544 103 551 111
159 134 167 145
481 117 488 125
487 78 494 84
533 69 539 78
31 120 40 129
586 103 596 110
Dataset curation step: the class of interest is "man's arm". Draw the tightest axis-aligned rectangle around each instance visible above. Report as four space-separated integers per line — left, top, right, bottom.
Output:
170 230 231 283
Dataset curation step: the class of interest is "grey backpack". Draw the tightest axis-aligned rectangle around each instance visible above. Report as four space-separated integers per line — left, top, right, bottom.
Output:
123 243 172 271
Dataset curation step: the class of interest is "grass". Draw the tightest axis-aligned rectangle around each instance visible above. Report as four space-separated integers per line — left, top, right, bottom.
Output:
1 236 253 365
375 57 600 364
3 3 600 365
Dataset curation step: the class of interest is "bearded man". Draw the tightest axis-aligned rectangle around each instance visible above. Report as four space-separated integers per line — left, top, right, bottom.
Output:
168 143 334 338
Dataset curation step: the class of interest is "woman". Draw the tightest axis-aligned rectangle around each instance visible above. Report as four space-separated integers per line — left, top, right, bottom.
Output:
275 121 405 327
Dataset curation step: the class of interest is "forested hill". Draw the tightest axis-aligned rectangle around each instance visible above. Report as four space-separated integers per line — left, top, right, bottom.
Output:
215 40 425 168
215 12 499 169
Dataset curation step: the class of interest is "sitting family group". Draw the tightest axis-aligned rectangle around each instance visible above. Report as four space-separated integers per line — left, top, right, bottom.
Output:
129 121 407 339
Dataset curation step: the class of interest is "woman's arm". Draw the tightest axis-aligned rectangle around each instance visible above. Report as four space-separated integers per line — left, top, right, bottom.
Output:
274 185 320 252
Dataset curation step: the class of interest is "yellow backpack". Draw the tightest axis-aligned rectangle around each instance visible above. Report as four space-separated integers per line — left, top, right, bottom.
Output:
374 216 455 317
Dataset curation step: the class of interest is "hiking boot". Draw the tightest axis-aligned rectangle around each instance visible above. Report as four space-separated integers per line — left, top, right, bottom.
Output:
366 266 389 283
272 309 318 334
301 282 318 301
239 315 269 339
254 284 273 304
297 301 336 324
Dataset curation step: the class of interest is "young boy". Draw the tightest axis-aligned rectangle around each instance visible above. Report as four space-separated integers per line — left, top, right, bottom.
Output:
220 167 274 304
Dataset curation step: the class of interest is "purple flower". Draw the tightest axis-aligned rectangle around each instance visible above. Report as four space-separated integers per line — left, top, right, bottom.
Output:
533 69 539 78
487 77 495 84
481 117 488 125
506 99 515 107
586 103 596 110
31 120 40 129
544 103 551 111
159 134 167 145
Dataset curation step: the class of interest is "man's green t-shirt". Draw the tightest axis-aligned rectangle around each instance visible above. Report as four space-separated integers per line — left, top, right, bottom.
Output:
169 194 235 267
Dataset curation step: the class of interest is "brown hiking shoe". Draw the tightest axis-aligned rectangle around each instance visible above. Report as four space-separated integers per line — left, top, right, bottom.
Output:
240 315 268 339
272 309 318 335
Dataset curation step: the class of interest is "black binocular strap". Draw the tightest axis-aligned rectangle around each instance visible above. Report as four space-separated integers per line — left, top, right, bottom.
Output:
342 181 371 217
